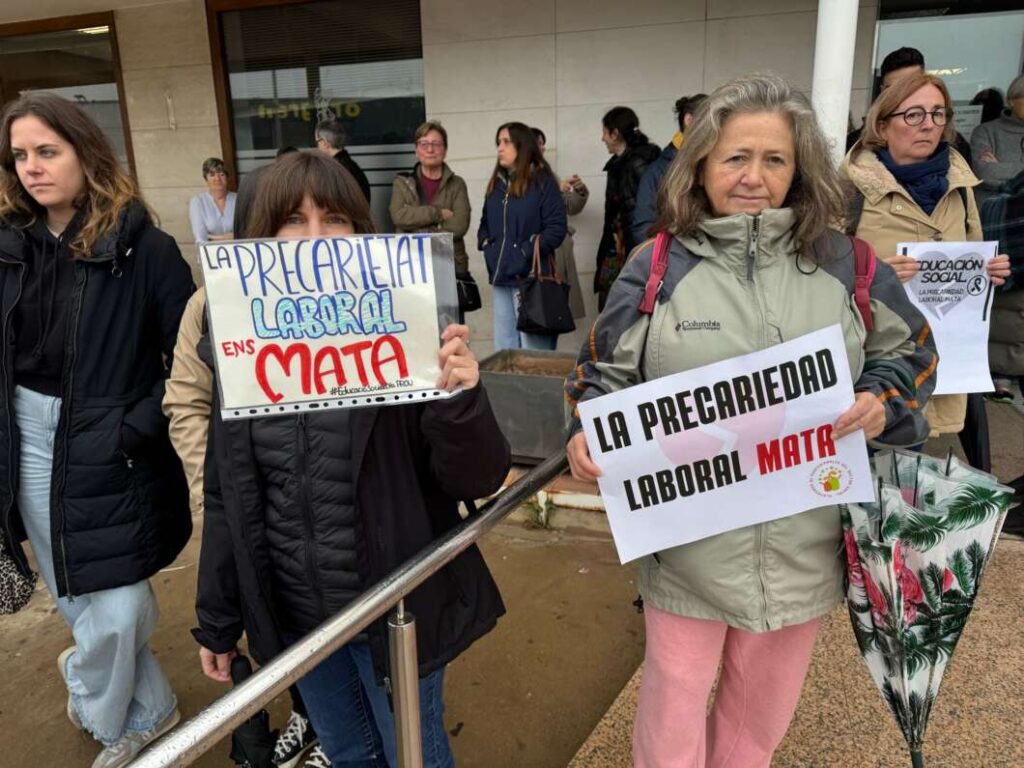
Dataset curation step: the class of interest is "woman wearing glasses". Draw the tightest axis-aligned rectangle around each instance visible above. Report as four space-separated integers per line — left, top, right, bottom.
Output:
843 73 1010 448
389 121 471 320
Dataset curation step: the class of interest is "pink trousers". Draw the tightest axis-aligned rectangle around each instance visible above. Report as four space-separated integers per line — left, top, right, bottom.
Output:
633 606 820 768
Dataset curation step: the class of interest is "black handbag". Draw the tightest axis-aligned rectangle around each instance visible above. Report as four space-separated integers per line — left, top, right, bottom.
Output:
456 271 482 314
516 237 575 335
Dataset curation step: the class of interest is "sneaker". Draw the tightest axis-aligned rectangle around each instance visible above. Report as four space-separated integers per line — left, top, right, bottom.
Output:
57 646 82 730
90 707 181 768
302 745 332 768
274 710 318 768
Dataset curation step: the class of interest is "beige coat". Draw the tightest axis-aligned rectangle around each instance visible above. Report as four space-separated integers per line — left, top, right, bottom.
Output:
554 184 588 318
842 147 982 436
389 163 471 273
161 288 211 516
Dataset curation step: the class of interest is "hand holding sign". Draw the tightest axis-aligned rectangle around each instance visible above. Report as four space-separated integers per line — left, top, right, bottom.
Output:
437 324 478 391
833 392 886 440
988 253 1011 286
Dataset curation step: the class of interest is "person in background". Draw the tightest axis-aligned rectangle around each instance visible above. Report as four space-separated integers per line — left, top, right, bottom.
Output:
971 75 1024 205
595 106 660 310
193 151 510 768
0 92 192 768
478 122 567 350
565 74 936 768
189 157 236 244
632 94 707 243
970 88 1005 126
847 47 972 163
389 120 471 321
315 117 371 205
842 73 1010 462
533 126 588 321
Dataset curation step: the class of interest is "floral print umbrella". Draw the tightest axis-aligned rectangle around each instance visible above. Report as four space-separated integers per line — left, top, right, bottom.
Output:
841 449 1012 768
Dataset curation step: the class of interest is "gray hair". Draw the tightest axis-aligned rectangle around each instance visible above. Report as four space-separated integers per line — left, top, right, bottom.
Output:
1008 75 1024 102
655 73 846 257
315 118 347 150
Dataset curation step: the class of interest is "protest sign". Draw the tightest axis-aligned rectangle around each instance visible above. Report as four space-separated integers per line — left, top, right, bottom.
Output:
199 233 458 419
578 325 873 563
898 240 997 395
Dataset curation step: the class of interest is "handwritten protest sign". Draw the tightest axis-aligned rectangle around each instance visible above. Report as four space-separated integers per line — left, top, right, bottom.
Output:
579 325 873 563
899 241 997 395
200 234 457 419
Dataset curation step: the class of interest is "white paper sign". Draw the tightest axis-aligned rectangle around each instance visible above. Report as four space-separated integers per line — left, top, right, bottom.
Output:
579 325 874 563
898 240 997 395
200 234 454 419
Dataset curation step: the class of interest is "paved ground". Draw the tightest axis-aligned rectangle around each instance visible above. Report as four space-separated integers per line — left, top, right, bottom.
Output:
570 400 1024 768
0 513 644 768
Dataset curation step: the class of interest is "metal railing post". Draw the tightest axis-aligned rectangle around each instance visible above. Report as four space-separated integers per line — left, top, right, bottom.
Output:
388 599 423 768
127 452 569 768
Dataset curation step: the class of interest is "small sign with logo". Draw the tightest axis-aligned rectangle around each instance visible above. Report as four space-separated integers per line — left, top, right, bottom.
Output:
898 241 997 395
578 324 874 563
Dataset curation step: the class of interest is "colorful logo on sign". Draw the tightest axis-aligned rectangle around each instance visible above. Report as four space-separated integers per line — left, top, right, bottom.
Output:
809 459 853 497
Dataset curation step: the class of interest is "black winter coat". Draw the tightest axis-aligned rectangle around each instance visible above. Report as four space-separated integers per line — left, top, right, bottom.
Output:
194 372 512 680
0 203 194 597
596 142 661 292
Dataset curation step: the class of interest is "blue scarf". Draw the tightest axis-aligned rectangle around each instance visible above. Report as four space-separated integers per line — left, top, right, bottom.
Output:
877 142 950 216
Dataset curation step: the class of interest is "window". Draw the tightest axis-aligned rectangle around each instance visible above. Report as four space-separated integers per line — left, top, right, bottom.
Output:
875 10 1024 137
0 15 132 171
212 0 425 224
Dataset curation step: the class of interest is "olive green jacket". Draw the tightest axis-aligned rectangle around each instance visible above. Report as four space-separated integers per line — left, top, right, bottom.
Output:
565 210 936 631
389 163 471 273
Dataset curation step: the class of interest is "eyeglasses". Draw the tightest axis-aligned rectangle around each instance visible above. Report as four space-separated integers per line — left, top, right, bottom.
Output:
416 140 445 150
886 107 952 126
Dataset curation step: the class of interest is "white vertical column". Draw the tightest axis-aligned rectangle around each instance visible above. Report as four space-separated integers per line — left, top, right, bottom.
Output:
811 0 861 166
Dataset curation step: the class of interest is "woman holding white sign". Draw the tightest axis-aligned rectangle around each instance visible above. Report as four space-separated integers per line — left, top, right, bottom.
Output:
564 74 937 767
193 152 510 768
842 72 1011 456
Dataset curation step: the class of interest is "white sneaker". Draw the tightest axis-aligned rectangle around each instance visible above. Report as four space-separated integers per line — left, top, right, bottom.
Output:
90 707 181 768
57 646 83 730
273 710 318 767
303 745 332 768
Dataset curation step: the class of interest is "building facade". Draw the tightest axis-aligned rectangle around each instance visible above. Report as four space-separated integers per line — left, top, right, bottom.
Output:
2 0 1022 354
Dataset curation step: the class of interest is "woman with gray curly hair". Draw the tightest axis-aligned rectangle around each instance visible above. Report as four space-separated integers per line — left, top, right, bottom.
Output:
564 74 937 767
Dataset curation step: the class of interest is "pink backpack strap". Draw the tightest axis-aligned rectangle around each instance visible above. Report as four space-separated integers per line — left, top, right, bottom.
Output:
639 232 672 315
850 236 876 332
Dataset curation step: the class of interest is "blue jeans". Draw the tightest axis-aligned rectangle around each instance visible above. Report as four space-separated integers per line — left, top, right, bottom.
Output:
294 640 454 768
14 386 176 745
492 284 558 351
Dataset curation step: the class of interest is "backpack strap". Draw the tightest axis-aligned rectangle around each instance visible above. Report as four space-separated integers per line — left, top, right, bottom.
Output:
850 236 876 332
639 232 671 314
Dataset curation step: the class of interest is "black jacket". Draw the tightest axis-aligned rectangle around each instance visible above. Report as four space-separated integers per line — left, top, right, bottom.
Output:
194 373 512 680
596 142 661 291
335 150 372 205
0 203 194 597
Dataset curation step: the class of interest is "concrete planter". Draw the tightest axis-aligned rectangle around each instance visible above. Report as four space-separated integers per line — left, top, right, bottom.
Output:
479 349 578 464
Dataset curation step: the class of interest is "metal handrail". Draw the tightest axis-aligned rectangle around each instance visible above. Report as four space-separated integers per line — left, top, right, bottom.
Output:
129 451 570 768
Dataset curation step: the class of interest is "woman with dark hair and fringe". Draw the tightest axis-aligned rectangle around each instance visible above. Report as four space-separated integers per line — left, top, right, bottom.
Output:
192 151 510 768
188 156 236 244
594 106 660 309
477 121 567 350
0 92 193 768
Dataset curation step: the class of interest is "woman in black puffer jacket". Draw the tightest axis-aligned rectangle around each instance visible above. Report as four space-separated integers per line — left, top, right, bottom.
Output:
595 106 661 310
194 152 511 768
0 93 192 765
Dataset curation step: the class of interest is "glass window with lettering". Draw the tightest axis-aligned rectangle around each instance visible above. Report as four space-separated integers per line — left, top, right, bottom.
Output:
0 24 130 169
219 0 425 219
